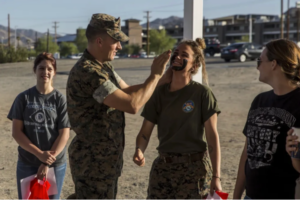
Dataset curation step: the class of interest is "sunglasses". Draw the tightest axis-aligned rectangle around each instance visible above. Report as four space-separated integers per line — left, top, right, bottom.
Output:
256 58 272 68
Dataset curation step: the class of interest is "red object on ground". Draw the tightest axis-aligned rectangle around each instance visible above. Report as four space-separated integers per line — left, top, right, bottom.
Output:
215 191 229 200
28 178 50 199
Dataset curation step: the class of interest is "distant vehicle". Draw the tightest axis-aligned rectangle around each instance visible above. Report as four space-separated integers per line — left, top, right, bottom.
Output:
140 52 156 58
204 38 221 57
130 54 140 58
140 53 147 58
118 53 130 58
221 42 262 62
67 53 83 59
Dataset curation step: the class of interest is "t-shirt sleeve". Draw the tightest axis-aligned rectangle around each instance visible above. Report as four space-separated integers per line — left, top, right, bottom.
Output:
141 89 159 124
57 94 71 130
7 93 25 121
242 94 260 136
78 65 119 104
201 87 221 123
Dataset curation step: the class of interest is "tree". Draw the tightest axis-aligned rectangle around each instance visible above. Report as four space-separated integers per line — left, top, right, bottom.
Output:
235 35 249 43
119 44 140 55
149 29 177 55
35 36 59 54
75 29 88 52
60 42 79 57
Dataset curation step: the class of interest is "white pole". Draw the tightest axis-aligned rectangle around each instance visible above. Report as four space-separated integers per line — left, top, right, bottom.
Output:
184 0 203 83
249 15 252 43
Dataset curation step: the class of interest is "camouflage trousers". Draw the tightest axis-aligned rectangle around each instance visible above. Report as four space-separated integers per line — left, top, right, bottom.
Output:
66 176 119 199
147 152 212 199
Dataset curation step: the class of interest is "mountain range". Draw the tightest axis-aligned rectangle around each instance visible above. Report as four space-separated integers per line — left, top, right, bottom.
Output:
0 24 58 47
0 16 182 47
141 16 183 29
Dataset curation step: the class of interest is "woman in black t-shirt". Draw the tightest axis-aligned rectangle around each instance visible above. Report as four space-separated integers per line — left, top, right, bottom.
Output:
7 53 70 199
234 39 300 199
132 38 223 199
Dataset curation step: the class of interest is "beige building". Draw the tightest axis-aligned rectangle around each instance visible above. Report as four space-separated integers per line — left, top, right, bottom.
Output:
121 19 142 47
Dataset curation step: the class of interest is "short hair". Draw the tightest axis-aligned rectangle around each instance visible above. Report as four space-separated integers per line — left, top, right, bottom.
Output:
85 24 108 42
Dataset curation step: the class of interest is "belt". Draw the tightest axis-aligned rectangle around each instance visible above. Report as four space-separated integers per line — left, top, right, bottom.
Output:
159 151 207 164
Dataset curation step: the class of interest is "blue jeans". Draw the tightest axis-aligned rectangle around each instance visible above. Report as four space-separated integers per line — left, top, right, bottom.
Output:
244 195 251 199
16 160 66 199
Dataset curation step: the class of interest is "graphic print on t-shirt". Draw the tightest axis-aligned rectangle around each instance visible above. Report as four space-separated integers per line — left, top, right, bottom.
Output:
182 100 195 113
246 107 296 169
24 101 56 133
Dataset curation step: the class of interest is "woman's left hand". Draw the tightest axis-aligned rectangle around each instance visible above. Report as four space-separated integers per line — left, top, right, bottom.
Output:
210 177 222 195
37 164 49 181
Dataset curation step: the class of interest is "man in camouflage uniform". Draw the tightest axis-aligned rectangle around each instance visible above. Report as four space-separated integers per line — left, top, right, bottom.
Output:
66 13 171 199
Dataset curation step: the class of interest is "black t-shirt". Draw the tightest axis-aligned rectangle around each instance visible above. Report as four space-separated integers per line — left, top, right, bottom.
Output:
243 88 300 199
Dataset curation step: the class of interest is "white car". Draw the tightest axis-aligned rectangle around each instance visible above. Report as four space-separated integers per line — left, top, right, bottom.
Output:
68 53 83 59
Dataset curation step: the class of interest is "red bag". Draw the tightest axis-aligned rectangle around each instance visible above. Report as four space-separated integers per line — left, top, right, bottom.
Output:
28 178 51 199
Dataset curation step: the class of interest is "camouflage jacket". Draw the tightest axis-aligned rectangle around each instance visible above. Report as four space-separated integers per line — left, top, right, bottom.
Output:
66 50 125 179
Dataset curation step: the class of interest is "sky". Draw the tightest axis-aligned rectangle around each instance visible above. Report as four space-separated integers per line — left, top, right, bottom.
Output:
0 0 299 35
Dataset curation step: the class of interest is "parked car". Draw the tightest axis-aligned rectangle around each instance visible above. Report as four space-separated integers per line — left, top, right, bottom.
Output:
67 53 83 59
204 38 221 56
140 52 156 58
130 54 140 58
221 42 262 62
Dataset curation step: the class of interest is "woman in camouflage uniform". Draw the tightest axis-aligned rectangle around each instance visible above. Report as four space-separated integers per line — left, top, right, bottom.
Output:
133 38 222 199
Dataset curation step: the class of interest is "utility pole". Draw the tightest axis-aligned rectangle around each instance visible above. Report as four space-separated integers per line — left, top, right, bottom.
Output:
35 32 37 49
46 29 49 52
249 15 252 43
144 11 151 58
14 26 17 49
280 0 284 38
287 0 290 39
297 2 300 42
8 14 10 48
53 21 59 44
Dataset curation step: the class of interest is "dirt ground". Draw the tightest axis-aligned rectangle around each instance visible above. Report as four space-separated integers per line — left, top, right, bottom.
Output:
0 58 271 199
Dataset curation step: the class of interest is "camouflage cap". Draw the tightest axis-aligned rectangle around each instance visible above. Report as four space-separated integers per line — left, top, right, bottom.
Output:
89 13 129 42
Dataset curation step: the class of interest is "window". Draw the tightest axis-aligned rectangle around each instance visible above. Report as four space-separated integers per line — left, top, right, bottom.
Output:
206 28 210 33
213 27 217 32
264 23 276 29
233 26 239 30
225 36 242 41
263 34 279 40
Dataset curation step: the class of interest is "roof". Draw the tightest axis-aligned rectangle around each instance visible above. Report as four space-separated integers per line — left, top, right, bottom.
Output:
212 14 278 21
56 34 76 43
123 18 141 22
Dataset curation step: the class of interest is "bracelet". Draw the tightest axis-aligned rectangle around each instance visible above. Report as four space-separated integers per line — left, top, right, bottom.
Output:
42 162 50 167
212 175 221 181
